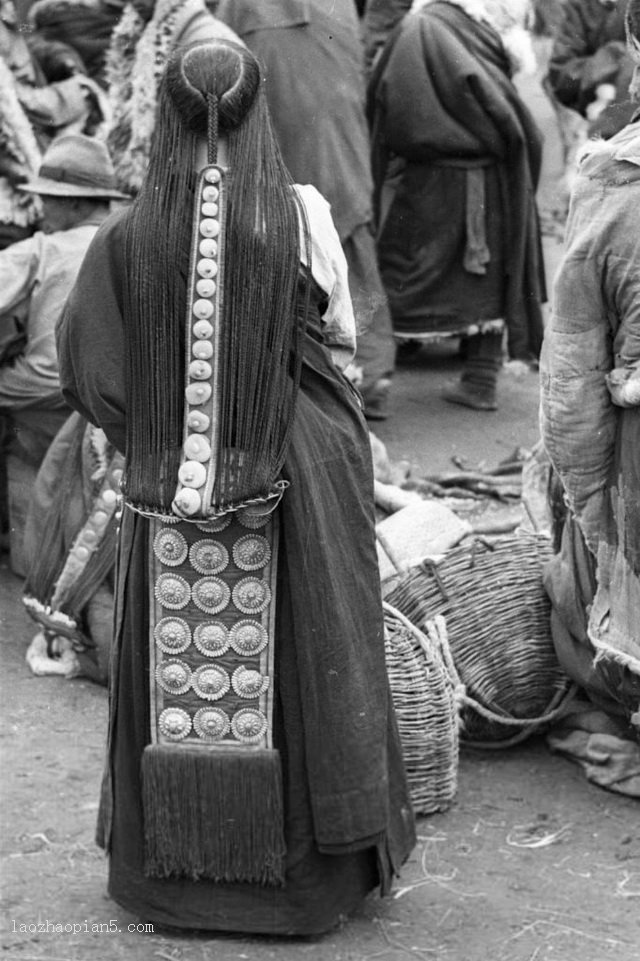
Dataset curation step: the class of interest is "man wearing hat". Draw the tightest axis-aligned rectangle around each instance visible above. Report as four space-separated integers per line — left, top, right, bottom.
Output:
0 132 127 572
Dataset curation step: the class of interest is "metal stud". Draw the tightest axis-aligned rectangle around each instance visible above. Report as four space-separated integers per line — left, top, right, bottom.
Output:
231 708 267 744
193 319 214 339
195 279 216 299
185 382 212 405
191 664 230 701
233 534 271 571
173 488 201 517
154 572 190 609
153 528 188 566
183 434 211 462
191 576 231 614
232 665 270 699
196 259 218 279
193 621 230 657
158 707 192 741
193 706 230 741
229 619 269 656
189 539 229 575
177 460 207 489
232 577 271 614
154 616 191 654
193 298 214 319
155 658 192 695
199 219 220 239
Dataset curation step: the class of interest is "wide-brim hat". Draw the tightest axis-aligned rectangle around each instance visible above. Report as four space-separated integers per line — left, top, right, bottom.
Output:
17 133 129 200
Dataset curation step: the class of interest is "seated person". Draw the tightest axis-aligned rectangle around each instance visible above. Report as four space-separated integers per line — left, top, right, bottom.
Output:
0 133 127 568
23 411 123 685
541 0 640 738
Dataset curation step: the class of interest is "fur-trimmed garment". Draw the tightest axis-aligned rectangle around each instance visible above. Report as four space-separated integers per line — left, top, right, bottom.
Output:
0 31 42 229
105 0 238 194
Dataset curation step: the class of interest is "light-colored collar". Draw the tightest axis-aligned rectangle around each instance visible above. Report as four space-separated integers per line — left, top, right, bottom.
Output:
410 0 529 30
612 120 640 165
411 0 492 25
578 119 640 168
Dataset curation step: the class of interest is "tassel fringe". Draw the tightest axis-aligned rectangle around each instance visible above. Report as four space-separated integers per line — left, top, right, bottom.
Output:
141 744 286 885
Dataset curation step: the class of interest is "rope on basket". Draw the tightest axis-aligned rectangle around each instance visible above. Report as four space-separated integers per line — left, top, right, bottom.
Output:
417 613 579 750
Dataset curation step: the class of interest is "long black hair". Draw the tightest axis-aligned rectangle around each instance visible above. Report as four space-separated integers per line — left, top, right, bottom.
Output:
123 40 310 512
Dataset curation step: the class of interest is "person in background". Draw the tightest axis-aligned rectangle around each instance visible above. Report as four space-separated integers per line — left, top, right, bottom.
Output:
23 30 112 140
546 0 635 139
27 0 121 88
56 37 415 933
22 411 122 686
368 0 546 411
104 0 239 196
27 34 88 82
362 0 411 71
0 0 103 250
540 0 640 744
216 0 397 420
0 134 127 568
529 0 566 37
1 0 103 146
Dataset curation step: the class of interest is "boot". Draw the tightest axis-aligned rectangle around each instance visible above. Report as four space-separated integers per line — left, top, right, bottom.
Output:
443 330 502 411
363 377 392 421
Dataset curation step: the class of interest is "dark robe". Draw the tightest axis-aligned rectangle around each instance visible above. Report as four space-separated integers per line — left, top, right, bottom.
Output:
368 2 546 360
216 0 372 243
56 209 415 935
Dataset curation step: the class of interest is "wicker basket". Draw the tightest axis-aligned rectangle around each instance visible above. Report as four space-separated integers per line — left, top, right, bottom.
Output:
384 534 573 745
384 601 459 814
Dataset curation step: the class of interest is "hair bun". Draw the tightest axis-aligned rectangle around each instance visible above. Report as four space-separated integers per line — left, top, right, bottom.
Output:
164 40 261 134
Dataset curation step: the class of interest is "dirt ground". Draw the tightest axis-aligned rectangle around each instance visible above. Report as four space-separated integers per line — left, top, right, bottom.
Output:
2 350 640 961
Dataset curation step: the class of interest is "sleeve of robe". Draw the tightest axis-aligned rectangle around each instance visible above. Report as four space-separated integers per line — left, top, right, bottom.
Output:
294 183 356 369
56 209 128 455
17 75 90 133
0 233 54 409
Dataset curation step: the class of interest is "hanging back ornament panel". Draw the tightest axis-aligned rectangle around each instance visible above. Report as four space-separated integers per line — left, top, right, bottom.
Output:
149 510 278 751
173 164 226 521
144 507 285 883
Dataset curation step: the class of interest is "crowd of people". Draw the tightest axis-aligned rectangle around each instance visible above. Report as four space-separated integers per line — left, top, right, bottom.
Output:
1 0 639 937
